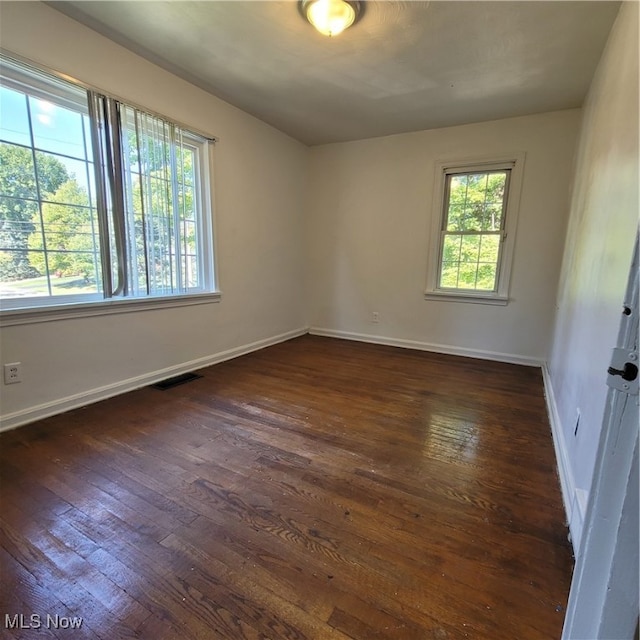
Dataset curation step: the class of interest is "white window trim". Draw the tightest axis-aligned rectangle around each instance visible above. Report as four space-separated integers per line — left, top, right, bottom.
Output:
425 152 526 305
196 134 219 300
0 291 222 327
0 50 219 144
0 53 222 325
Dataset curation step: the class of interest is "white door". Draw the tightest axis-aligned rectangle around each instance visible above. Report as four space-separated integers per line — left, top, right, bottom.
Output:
562 236 639 639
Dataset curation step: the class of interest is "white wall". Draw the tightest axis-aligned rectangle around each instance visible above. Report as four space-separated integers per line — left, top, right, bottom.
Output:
306 110 580 364
545 1 638 549
0 2 617 446
0 2 308 428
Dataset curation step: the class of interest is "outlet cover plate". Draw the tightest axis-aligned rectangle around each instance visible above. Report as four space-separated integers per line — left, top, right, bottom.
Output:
4 362 22 384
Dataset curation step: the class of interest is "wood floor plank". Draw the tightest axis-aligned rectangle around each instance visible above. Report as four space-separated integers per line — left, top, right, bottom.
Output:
0 335 572 638
0 529 103 640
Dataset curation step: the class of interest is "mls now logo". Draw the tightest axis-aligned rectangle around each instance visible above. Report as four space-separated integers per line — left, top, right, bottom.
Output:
5 614 83 630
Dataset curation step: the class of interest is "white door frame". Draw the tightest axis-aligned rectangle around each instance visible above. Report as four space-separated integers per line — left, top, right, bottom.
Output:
562 235 639 639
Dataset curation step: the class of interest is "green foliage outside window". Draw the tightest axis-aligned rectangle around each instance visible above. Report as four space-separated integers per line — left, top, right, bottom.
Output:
0 143 70 281
1 56 212 307
27 179 99 281
1 135 199 295
439 171 507 291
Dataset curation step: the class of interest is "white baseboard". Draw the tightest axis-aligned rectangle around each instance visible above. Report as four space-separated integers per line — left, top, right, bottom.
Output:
308 327 544 367
0 327 308 433
541 363 582 551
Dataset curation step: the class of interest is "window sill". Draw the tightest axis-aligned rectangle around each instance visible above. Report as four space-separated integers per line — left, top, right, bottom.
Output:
424 290 509 306
0 291 222 327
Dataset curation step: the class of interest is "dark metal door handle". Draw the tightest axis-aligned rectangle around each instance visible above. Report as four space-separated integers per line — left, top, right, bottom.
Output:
607 362 639 381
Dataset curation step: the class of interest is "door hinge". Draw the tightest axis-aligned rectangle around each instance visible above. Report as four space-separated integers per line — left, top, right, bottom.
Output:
607 347 639 395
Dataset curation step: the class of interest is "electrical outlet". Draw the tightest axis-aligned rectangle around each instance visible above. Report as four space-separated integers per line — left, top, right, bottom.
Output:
4 362 22 384
372 311 380 323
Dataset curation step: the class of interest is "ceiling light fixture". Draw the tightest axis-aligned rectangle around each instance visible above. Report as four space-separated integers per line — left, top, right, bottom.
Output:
300 0 362 37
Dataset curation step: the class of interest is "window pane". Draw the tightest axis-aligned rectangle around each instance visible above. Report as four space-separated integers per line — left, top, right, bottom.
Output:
0 250 50 296
440 234 500 291
46 252 102 295
183 254 199 288
179 186 195 221
448 175 467 203
465 174 488 203
476 263 497 291
0 143 40 283
36 151 94 202
482 204 503 231
33 201 101 287
479 235 500 263
458 262 479 289
0 71 100 303
460 235 480 264
446 170 508 233
82 115 94 161
464 201 486 231
445 204 465 231
0 143 37 199
0 87 31 147
442 235 461 262
40 202 90 246
439 169 509 294
485 172 506 203
440 262 459 288
0 196 38 248
182 220 197 254
178 147 195 186
29 96 87 160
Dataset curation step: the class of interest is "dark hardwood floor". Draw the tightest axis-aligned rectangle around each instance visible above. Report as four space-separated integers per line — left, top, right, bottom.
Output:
0 335 573 639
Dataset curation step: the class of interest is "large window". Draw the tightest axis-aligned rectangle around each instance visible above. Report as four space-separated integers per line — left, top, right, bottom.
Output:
0 56 216 320
426 156 524 304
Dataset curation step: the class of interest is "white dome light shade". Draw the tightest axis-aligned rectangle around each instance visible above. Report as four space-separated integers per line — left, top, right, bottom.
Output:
301 0 361 37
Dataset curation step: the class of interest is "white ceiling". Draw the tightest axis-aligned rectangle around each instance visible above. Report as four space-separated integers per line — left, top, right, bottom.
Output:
48 1 620 146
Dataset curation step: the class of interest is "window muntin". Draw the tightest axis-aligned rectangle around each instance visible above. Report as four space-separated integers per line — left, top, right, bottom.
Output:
438 169 510 292
0 56 215 313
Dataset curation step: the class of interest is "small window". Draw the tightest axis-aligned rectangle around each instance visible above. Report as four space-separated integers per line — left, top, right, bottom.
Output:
425 156 524 304
0 55 217 320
